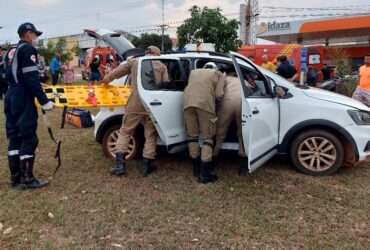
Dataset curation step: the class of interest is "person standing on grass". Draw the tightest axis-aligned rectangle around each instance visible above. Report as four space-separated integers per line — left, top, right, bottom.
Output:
50 54 61 85
62 61 74 84
183 62 225 184
0 46 8 100
261 54 276 73
100 46 168 177
352 54 370 107
89 55 101 82
213 70 246 175
4 23 54 189
277 55 299 82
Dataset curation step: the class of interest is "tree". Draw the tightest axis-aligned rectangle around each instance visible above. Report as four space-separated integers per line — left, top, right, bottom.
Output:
177 6 241 53
38 38 73 65
131 33 173 52
72 45 83 57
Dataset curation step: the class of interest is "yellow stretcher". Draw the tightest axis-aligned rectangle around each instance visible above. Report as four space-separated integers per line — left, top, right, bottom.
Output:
41 84 132 108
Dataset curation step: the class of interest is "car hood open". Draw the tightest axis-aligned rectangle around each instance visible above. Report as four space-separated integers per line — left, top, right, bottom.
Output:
303 87 370 111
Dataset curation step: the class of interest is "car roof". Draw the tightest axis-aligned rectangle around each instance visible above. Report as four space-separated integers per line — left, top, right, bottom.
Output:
141 51 232 62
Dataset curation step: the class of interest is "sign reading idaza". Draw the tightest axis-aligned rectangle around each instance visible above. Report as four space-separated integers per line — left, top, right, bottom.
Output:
267 22 291 32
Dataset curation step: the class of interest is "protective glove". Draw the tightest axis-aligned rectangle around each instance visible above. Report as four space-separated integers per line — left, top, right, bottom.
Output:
42 101 54 111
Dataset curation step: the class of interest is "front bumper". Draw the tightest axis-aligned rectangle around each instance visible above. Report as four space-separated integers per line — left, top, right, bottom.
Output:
344 124 370 165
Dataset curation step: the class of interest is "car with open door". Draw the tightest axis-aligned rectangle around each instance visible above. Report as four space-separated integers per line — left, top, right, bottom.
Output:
93 32 370 175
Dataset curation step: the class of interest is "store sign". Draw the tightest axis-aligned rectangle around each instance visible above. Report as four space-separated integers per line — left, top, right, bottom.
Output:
267 22 291 32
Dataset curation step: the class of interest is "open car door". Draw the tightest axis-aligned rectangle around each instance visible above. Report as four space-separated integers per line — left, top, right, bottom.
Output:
230 52 280 173
136 56 189 149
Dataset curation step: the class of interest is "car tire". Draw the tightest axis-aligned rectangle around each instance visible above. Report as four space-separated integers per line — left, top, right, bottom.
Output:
102 124 142 160
290 129 344 176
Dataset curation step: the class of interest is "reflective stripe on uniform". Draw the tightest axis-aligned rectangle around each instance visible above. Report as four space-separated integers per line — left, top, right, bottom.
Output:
11 43 27 84
22 65 38 74
8 150 19 156
20 155 34 160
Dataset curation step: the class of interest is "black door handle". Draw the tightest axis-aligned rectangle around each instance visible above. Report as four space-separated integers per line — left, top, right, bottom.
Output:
252 108 259 115
150 101 162 106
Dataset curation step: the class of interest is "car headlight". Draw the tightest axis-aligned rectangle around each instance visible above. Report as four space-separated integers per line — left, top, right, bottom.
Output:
348 110 370 125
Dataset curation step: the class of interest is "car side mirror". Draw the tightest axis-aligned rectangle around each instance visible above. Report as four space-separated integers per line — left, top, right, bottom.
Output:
275 86 292 99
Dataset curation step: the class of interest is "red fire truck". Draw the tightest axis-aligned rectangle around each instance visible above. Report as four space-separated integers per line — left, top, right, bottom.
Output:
239 44 370 79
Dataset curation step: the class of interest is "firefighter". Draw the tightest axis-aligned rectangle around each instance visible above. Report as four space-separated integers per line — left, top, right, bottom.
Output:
4 23 54 189
100 46 168 177
213 71 246 160
183 62 225 184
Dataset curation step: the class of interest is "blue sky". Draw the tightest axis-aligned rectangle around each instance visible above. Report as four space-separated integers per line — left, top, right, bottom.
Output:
0 0 369 43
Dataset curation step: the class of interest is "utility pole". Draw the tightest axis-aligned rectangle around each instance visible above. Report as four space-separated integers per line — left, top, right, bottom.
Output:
160 0 168 52
243 0 259 45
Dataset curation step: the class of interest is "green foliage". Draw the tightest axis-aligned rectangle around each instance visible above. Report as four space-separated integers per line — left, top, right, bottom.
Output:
38 38 73 65
131 33 173 52
177 5 241 52
336 79 358 97
72 45 83 57
328 48 353 77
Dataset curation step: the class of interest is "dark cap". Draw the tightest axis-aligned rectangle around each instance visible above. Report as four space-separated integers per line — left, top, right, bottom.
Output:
17 23 43 37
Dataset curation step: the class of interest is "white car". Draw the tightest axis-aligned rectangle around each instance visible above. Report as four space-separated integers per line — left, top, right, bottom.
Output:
91 30 370 176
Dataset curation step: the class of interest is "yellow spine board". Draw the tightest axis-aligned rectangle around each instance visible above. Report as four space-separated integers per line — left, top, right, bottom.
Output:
38 84 132 108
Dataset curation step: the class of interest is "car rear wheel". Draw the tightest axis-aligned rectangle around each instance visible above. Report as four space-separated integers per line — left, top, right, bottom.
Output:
102 124 140 160
290 130 344 176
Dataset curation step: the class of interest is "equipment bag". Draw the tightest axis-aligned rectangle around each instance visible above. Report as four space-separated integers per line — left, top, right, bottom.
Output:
65 109 94 128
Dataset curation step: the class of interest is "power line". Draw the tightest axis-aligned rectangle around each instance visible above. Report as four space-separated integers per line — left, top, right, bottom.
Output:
262 4 370 11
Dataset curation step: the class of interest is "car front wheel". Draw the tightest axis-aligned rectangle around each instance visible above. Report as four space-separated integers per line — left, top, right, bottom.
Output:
290 129 344 176
102 124 141 160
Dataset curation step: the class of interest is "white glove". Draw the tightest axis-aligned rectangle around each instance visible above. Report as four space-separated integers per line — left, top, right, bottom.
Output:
42 101 54 111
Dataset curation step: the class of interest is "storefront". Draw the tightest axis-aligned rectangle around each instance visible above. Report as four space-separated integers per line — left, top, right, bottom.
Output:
257 15 370 69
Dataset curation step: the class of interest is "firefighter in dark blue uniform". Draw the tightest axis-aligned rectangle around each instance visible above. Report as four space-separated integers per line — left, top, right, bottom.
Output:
4 23 54 189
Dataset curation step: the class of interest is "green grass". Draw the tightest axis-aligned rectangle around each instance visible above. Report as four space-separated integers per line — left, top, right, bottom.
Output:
1 102 370 249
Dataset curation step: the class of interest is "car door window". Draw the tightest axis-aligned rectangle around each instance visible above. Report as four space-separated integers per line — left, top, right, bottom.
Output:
194 58 234 72
239 66 272 98
141 59 187 91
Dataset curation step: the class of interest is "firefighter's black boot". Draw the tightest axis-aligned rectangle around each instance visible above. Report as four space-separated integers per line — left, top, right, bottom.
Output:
143 158 156 177
111 153 127 176
8 156 21 188
192 157 200 177
199 162 218 184
19 158 49 190
239 159 249 176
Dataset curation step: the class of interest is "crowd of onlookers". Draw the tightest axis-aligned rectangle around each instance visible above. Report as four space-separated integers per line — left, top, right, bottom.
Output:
29 52 116 85
31 54 76 85
259 53 370 107
260 54 336 86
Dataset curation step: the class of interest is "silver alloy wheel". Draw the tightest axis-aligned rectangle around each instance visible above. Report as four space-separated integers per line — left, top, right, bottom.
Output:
297 136 337 172
107 130 136 159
